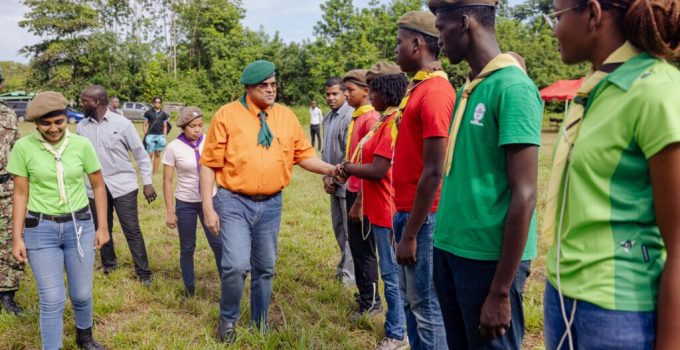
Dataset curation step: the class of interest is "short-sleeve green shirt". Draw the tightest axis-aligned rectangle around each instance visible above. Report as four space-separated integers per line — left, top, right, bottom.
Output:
434 66 542 261
546 54 680 312
7 133 101 215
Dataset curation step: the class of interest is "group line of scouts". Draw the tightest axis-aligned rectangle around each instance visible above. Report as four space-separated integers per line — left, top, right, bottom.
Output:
0 0 678 348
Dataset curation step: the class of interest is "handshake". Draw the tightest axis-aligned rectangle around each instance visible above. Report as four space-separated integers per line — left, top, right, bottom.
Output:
323 162 350 194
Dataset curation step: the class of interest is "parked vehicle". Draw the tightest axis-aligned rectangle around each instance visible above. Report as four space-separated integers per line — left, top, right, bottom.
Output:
164 102 184 113
66 108 85 124
6 100 28 122
121 102 151 121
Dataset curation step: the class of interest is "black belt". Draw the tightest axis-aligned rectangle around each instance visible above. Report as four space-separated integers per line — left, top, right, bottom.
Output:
242 192 281 202
28 206 91 223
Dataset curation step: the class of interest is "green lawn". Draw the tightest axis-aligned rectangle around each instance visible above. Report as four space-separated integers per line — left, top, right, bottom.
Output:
1 115 559 349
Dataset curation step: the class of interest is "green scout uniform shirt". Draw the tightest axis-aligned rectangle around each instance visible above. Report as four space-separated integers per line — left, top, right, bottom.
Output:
7 133 101 215
547 54 680 312
435 66 542 261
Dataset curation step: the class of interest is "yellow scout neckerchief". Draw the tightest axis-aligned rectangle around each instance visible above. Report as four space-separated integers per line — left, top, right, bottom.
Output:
350 106 399 164
542 42 639 239
35 129 71 205
389 66 448 147
443 53 524 176
345 104 375 160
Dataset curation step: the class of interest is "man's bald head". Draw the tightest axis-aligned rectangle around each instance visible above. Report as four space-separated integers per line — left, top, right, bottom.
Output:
81 85 109 105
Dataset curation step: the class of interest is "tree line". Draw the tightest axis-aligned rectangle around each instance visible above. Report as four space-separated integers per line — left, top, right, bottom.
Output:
13 0 589 111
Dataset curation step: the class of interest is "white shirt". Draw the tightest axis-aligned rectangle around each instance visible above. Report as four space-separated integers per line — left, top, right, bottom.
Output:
310 107 323 125
161 138 215 203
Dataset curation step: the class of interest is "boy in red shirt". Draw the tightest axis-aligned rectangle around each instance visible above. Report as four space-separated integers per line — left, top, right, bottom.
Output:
342 69 382 319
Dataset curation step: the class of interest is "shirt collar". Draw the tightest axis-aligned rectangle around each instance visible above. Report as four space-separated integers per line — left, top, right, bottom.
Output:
597 41 658 92
335 101 351 117
89 110 112 124
240 94 273 117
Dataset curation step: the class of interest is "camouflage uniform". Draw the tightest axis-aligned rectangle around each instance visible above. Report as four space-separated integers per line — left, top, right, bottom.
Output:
0 100 22 292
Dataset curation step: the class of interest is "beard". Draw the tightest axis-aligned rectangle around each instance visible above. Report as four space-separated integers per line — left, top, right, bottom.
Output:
83 108 96 119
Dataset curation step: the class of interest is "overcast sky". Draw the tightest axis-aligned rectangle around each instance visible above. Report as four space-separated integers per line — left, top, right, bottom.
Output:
0 0 376 64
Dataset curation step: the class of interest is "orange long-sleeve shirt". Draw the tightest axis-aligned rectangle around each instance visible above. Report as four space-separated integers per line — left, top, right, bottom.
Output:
200 95 315 196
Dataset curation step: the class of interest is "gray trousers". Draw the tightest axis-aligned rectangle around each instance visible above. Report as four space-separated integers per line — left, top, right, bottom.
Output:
330 193 354 281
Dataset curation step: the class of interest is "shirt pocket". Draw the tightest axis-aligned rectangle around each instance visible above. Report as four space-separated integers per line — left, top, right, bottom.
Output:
104 129 125 149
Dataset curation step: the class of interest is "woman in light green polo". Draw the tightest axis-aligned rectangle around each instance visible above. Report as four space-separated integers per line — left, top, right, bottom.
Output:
8 91 110 350
542 0 680 348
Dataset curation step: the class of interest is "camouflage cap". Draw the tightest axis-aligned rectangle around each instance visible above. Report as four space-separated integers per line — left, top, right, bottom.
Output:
397 11 439 39
365 62 404 85
342 69 369 87
176 106 203 128
428 0 498 14
26 91 68 121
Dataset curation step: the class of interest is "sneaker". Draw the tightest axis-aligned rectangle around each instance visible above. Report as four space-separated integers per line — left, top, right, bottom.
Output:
349 303 383 322
376 336 409 350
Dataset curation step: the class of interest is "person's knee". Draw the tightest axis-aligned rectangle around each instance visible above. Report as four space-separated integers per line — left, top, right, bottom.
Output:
40 291 66 315
69 288 93 309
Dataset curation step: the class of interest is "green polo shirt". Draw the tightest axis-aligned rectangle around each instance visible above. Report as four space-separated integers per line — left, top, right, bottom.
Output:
434 65 542 261
7 133 101 215
546 54 680 312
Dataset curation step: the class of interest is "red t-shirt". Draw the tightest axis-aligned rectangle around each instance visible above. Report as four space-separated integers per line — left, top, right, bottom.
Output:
347 109 380 193
392 76 455 212
362 113 397 228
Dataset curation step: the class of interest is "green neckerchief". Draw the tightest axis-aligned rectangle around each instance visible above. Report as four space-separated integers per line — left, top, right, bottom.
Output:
240 94 274 148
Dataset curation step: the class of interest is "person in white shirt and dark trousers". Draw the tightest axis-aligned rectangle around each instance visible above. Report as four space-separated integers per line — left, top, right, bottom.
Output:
309 100 323 150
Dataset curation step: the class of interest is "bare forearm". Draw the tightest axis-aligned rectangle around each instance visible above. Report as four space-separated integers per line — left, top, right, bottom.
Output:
403 172 440 240
163 167 175 215
657 258 680 349
490 193 535 295
345 160 388 180
90 174 109 232
11 180 28 241
200 165 216 210
299 157 334 176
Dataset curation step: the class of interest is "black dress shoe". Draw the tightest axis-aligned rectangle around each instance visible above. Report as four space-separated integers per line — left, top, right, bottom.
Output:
76 327 105 350
218 318 236 343
0 291 22 315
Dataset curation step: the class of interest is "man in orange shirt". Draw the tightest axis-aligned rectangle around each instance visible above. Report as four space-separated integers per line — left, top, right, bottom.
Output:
200 60 337 343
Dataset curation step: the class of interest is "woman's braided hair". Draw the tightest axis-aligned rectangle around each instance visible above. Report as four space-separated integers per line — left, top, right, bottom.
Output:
584 0 680 59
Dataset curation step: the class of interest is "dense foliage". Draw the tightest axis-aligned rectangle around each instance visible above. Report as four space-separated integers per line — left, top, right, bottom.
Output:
14 0 588 110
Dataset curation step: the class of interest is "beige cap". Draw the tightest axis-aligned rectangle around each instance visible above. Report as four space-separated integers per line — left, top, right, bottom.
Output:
176 106 204 128
342 69 369 87
397 11 439 38
26 91 68 121
366 62 404 85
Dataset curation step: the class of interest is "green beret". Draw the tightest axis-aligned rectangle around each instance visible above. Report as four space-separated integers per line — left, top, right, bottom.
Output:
397 11 439 39
366 62 404 85
240 60 276 85
342 69 369 87
26 91 68 121
177 106 203 128
428 0 498 14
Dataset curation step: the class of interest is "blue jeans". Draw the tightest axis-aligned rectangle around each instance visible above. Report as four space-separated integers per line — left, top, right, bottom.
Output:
373 224 406 340
393 211 447 350
544 281 657 349
215 188 282 328
433 248 530 350
176 199 222 292
24 213 96 350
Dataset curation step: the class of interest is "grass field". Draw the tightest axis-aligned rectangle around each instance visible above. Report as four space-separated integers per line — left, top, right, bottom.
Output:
0 113 559 349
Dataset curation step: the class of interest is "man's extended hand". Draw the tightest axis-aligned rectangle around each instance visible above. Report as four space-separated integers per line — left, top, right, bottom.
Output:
143 184 157 203
396 235 417 265
479 292 512 339
323 176 336 194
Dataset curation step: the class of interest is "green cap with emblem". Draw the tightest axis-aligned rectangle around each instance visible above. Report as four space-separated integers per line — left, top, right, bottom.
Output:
240 60 276 86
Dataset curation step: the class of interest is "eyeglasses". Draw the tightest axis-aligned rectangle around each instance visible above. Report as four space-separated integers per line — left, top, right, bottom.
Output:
543 4 583 29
